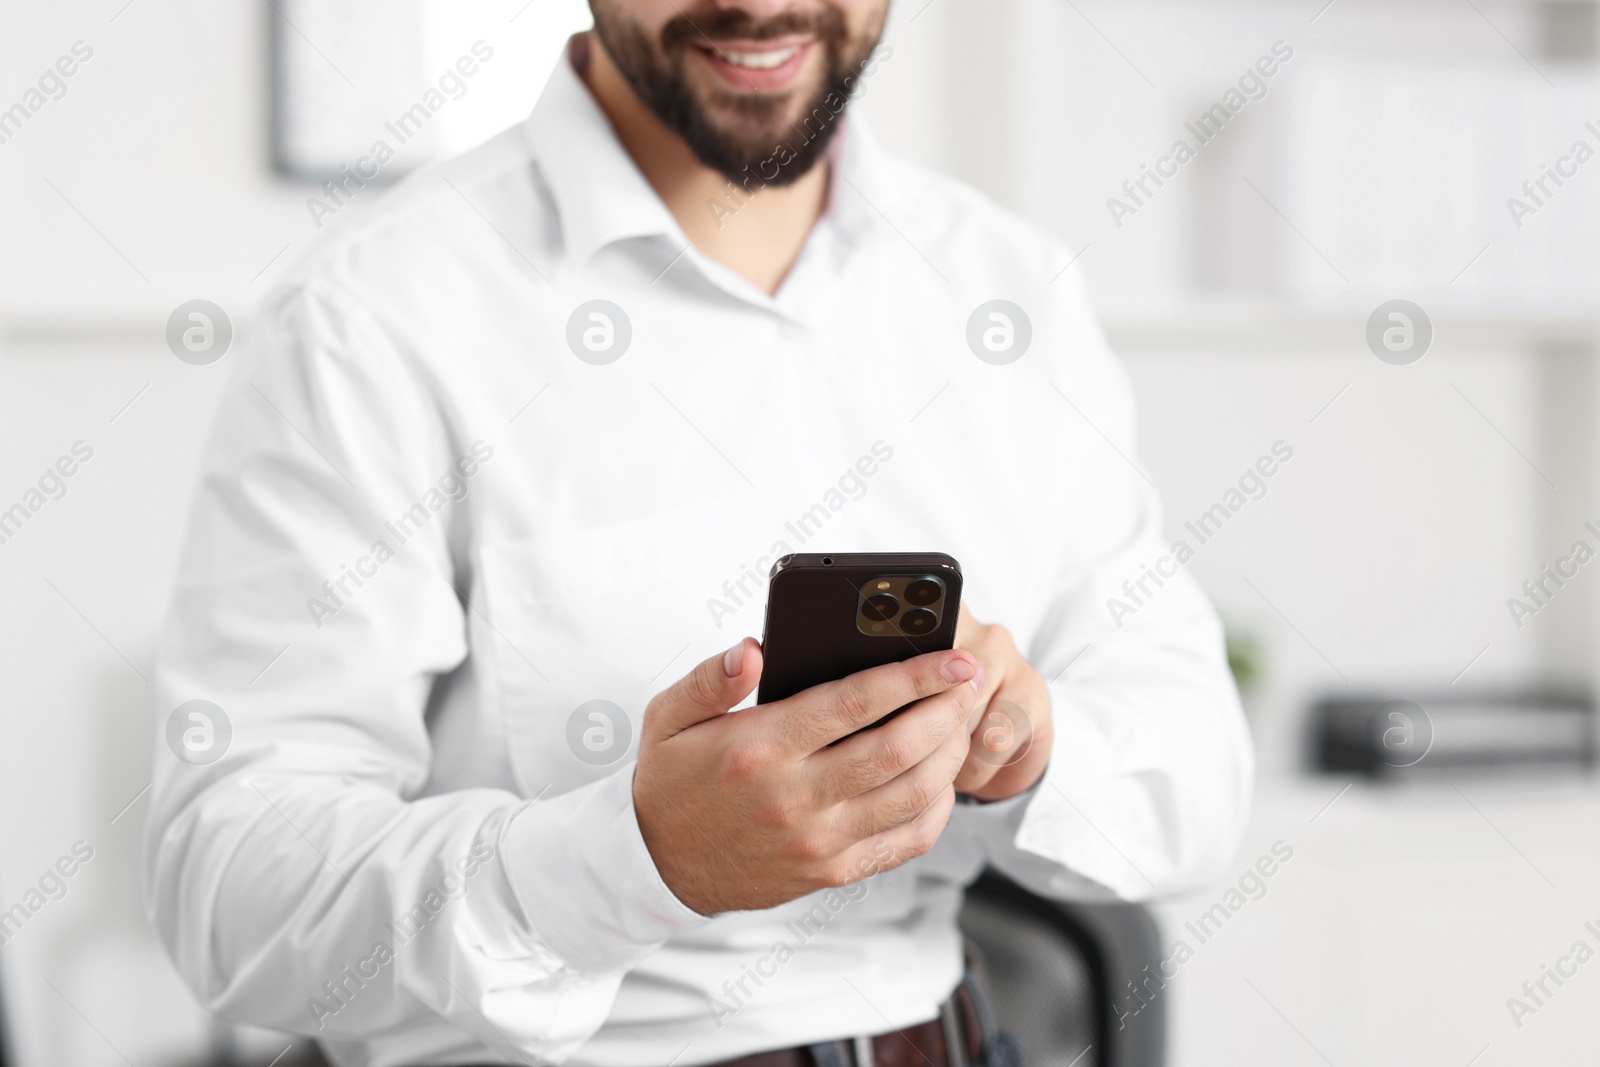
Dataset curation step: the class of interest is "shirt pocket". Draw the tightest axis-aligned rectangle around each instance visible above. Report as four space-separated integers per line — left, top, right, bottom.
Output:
473 499 763 798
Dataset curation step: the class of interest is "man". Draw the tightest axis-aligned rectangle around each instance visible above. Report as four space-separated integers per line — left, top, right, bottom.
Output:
146 1 1253 1064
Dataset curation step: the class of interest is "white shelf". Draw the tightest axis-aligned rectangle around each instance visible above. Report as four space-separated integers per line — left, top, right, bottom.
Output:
1104 308 1600 354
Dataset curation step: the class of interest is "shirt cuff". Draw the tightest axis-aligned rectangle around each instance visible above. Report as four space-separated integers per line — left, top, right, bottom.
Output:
499 763 710 975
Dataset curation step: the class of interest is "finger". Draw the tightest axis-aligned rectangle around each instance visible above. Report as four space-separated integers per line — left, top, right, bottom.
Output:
954 603 981 646
952 612 1005 729
761 649 982 754
839 704 972 838
812 678 976 801
836 784 957 882
963 656 1005 735
644 638 763 739
953 733 1001 796
954 684 1043 794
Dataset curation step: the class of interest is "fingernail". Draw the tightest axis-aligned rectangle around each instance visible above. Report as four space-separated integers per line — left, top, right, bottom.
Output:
723 641 746 677
968 665 985 695
942 655 976 685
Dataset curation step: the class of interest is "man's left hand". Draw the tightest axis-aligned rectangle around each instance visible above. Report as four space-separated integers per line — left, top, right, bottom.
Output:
953 605 1053 802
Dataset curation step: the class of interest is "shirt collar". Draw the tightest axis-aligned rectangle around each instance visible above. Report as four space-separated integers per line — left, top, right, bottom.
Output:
520 34 904 289
521 35 683 270
822 109 900 249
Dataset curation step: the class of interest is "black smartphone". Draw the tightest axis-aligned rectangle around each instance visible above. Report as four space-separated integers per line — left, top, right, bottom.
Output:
756 553 963 725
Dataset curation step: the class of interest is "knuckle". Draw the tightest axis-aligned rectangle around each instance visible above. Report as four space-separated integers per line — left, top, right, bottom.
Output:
898 776 938 820
815 858 857 890
873 733 917 777
791 831 835 868
683 663 723 707
752 794 796 832
833 680 875 725
721 738 772 783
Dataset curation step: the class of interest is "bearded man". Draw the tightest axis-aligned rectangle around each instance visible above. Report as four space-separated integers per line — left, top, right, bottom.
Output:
146 2 1253 1065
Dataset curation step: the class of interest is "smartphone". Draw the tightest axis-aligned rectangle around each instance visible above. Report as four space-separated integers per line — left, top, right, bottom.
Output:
756 553 964 726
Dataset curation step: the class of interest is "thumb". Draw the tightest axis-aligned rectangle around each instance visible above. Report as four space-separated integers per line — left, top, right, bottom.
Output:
645 637 763 738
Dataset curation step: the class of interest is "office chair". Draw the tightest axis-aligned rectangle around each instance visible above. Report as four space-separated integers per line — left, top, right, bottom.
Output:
959 870 1166 1067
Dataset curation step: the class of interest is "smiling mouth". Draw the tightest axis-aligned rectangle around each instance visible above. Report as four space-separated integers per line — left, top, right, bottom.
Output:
715 44 803 69
688 37 816 89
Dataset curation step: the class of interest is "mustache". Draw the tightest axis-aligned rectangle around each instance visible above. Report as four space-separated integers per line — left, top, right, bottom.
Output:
660 6 848 52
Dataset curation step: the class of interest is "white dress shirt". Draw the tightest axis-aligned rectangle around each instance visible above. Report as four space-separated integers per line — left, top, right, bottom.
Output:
144 37 1253 1067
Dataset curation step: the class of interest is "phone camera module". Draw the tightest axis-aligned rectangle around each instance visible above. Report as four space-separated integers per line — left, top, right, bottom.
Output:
862 593 900 621
899 608 938 635
904 579 942 607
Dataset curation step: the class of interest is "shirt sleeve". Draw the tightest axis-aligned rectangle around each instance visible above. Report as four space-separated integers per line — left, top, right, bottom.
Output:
975 280 1256 902
142 279 707 1060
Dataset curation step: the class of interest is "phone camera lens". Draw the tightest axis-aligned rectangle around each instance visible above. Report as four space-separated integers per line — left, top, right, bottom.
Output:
862 593 899 621
900 608 937 635
904 579 942 607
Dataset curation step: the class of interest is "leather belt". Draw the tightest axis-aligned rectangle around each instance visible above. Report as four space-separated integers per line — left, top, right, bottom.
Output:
450 959 1006 1067
711 985 984 1067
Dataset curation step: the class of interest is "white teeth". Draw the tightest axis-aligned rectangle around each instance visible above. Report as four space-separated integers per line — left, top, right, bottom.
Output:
720 46 801 70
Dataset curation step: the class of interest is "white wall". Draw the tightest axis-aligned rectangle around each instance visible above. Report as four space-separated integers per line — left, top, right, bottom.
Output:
0 0 593 327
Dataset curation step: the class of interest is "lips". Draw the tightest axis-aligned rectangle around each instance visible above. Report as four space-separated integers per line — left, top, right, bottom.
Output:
691 37 814 91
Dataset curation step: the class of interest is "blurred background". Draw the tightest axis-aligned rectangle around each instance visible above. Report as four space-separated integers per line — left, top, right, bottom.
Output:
3 0 1599 1064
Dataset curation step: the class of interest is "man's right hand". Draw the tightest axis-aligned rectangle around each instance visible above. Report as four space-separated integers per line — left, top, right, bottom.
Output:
633 639 985 915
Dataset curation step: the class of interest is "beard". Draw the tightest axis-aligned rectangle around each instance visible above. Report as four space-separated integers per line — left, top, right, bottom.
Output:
590 2 885 186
